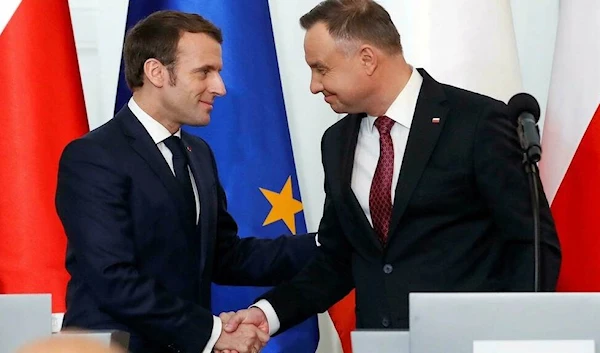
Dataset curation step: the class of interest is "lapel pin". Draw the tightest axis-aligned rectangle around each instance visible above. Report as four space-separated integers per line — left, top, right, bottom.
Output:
431 117 440 124
187 146 192 152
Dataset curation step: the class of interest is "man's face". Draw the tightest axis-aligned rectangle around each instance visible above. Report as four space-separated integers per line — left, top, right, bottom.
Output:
304 22 370 114
160 31 226 127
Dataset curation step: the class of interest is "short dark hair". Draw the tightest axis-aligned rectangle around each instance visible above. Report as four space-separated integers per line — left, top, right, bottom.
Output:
300 0 402 54
123 10 222 90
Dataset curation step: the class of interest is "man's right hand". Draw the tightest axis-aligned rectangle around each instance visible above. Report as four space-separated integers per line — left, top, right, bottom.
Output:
213 317 269 353
223 307 269 335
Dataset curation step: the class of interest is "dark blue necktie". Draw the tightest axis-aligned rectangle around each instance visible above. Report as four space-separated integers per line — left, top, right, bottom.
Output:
163 135 196 231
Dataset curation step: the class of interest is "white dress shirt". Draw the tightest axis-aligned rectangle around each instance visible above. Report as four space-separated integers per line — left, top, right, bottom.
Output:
352 67 423 224
128 98 220 353
254 67 424 335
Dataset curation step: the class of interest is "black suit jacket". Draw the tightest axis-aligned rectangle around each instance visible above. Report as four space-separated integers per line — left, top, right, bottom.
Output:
260 69 561 332
55 106 316 353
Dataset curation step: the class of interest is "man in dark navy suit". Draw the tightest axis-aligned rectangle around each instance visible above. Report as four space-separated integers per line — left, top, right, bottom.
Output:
55 10 316 353
224 0 561 340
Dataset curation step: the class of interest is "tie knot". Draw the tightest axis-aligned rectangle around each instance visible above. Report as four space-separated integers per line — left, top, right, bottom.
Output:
374 115 395 135
163 135 187 159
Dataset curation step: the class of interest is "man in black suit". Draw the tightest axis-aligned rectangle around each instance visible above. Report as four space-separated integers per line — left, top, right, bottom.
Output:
55 10 316 353
223 0 561 338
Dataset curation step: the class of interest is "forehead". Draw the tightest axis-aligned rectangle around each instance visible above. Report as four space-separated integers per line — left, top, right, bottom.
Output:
176 31 222 62
304 22 338 63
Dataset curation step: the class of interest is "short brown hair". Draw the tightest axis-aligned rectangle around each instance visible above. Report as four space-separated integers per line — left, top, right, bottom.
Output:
300 0 402 54
123 10 222 90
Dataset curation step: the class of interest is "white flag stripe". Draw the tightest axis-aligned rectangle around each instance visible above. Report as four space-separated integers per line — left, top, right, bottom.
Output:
0 0 22 37
540 0 600 203
406 0 522 102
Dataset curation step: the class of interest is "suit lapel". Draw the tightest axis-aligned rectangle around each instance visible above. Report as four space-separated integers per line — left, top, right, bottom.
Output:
181 132 213 274
339 114 384 252
339 114 362 188
388 69 449 239
117 107 190 227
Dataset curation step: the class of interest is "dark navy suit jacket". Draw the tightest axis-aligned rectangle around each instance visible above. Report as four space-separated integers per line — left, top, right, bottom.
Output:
260 69 561 333
56 106 316 353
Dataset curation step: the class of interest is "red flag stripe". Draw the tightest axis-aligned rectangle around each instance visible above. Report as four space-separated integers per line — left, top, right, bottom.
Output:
0 0 88 312
328 290 356 353
552 105 600 291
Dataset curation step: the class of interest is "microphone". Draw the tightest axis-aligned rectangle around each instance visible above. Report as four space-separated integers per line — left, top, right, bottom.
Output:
508 93 542 163
508 93 543 292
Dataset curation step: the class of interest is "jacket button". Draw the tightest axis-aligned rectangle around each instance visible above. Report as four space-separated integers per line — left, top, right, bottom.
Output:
383 264 393 274
382 317 390 327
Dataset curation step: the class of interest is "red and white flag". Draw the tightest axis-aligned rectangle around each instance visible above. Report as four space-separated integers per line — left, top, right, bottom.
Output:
539 0 600 291
0 0 88 312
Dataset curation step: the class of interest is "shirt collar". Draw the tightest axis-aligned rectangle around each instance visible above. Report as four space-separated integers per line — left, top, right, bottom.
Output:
366 66 423 132
128 97 181 144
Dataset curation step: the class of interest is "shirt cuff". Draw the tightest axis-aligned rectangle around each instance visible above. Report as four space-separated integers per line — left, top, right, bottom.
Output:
201 315 222 353
252 299 280 336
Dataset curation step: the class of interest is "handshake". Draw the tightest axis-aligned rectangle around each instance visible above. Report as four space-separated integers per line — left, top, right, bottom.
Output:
213 307 270 353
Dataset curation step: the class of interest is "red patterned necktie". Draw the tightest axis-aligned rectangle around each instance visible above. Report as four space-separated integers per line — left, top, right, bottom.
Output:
369 115 395 245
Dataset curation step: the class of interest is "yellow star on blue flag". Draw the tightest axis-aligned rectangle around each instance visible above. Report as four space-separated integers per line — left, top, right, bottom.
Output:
260 176 303 234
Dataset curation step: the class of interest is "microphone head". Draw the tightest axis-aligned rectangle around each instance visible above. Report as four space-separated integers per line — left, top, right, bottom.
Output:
508 93 541 122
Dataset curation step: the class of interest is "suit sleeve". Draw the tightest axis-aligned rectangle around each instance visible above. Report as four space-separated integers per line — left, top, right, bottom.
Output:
206 145 318 286
56 139 214 353
254 132 356 334
473 101 561 291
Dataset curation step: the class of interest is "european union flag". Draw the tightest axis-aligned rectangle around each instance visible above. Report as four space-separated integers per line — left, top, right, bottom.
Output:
114 1 319 352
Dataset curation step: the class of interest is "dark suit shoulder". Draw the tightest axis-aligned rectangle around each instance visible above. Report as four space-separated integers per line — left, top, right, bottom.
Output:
59 134 123 174
441 83 508 115
65 119 125 158
59 110 141 177
417 67 508 117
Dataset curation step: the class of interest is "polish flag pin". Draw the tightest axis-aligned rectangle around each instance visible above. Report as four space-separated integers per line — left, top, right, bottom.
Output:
431 117 440 124
187 146 192 152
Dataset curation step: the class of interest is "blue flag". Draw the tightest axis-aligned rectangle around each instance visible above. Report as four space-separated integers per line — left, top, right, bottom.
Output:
115 1 319 352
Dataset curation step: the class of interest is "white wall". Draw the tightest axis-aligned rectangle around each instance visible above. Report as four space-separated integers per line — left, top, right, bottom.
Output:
68 1 559 352
511 0 559 133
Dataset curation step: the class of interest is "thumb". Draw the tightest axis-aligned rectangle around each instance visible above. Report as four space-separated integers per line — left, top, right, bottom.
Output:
223 310 246 333
219 311 235 324
256 327 270 344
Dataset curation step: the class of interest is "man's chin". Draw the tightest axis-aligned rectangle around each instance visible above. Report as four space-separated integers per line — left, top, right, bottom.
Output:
187 116 210 127
329 104 348 114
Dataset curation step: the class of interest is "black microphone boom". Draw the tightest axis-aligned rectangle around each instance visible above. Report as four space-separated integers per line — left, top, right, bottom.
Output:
507 92 543 292
508 93 542 163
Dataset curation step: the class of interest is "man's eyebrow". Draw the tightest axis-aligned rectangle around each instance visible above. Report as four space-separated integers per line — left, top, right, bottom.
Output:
308 61 326 69
191 64 220 73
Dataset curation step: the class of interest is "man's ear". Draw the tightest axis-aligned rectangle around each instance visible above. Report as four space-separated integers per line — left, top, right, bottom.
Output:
143 58 166 87
359 45 378 76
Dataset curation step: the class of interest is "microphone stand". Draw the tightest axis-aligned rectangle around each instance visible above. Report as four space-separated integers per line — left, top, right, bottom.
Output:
522 151 541 292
